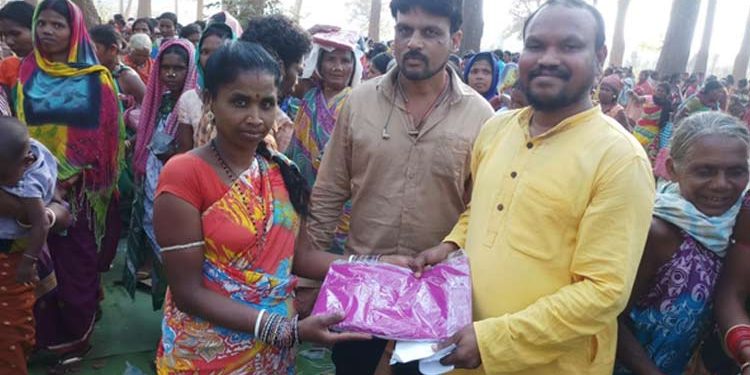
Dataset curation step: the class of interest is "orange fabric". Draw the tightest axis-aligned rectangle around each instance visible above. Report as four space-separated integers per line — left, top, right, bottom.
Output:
0 56 21 88
124 54 153 87
0 251 35 375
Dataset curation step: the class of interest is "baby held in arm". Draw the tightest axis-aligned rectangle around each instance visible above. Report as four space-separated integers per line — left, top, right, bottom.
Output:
0 116 57 285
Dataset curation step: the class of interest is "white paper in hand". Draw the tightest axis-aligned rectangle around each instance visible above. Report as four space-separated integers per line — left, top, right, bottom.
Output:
390 341 456 375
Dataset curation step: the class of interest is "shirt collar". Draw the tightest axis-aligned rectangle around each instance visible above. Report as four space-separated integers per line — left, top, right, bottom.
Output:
516 105 603 140
377 64 473 106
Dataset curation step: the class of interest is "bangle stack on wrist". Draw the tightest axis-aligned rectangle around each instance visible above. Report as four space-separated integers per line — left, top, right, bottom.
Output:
725 324 750 365
347 254 382 263
253 310 299 349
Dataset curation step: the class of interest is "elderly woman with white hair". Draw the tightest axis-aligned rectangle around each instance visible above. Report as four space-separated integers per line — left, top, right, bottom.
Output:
614 111 750 375
125 32 154 85
284 30 363 255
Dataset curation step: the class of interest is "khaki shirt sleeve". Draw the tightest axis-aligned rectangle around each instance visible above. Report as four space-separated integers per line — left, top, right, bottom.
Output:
473 155 655 373
306 101 354 252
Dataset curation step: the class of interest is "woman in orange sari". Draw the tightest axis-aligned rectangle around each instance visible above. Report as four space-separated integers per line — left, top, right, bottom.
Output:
154 40 408 374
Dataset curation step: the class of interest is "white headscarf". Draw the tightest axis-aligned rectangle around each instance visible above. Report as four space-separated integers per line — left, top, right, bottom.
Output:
302 30 364 88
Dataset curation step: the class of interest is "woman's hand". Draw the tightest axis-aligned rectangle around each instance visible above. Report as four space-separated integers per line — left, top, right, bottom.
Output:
298 313 371 346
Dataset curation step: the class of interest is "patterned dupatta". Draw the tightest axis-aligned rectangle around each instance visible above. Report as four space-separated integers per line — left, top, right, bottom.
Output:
133 38 197 177
14 0 124 247
286 86 352 190
158 154 300 374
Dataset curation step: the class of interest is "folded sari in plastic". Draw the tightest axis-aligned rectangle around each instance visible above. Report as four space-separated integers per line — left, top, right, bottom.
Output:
312 251 472 341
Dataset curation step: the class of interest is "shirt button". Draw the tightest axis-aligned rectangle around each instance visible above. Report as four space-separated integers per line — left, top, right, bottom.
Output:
496 204 504 211
510 171 518 178
526 142 534 149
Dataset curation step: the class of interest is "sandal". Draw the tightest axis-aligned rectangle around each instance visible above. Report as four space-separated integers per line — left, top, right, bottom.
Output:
47 345 92 375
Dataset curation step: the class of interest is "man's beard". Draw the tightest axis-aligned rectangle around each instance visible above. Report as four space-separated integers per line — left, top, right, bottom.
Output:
398 50 446 81
521 67 592 112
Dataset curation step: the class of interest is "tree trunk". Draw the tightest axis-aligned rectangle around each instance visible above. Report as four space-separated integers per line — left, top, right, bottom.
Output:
124 0 134 18
249 0 266 16
72 0 101 28
368 0 381 42
733 6 750 79
460 0 483 54
693 0 717 74
609 0 630 67
137 0 151 18
656 0 701 77
174 0 179 19
292 0 303 22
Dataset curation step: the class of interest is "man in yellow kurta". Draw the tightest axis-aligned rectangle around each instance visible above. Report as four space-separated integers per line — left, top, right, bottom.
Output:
412 1 655 374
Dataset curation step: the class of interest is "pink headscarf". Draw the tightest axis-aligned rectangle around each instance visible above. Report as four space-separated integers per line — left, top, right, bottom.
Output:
133 38 198 177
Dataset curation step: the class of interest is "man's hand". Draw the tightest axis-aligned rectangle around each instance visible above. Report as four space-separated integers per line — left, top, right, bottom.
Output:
438 323 482 370
380 254 413 269
409 242 458 278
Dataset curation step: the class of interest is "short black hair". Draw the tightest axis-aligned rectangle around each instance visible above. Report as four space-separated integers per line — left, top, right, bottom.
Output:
367 42 388 60
179 23 201 39
701 79 724 94
133 17 155 34
389 0 463 34
0 116 29 163
0 1 34 29
90 24 120 48
240 14 312 69
371 52 393 74
523 0 606 50
157 12 178 26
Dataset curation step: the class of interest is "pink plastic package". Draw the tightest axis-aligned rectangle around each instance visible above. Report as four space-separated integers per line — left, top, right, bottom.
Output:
311 251 472 341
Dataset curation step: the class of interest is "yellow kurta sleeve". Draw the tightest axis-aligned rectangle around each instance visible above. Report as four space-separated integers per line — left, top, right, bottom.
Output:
473 155 655 373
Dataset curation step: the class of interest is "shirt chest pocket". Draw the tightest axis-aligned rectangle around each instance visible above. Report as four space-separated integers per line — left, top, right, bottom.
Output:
505 182 571 261
430 135 471 179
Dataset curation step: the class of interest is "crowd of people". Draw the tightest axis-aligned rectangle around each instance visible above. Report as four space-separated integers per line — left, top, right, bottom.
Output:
1 0 750 374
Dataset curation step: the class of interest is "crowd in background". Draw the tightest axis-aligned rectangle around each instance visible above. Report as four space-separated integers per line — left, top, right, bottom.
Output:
1 0 750 374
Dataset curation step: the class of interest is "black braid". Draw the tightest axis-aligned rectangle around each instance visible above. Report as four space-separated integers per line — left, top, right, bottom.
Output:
257 142 310 216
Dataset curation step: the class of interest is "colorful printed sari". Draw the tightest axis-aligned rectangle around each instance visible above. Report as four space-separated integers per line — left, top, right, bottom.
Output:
12 0 123 355
632 96 666 163
614 233 723 375
0 239 55 374
155 152 299 374
285 86 352 254
14 0 124 246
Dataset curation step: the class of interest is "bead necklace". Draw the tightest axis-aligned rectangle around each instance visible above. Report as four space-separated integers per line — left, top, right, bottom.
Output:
210 140 274 250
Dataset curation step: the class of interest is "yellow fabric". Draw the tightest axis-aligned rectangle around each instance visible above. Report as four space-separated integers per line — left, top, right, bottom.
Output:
445 106 655 375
